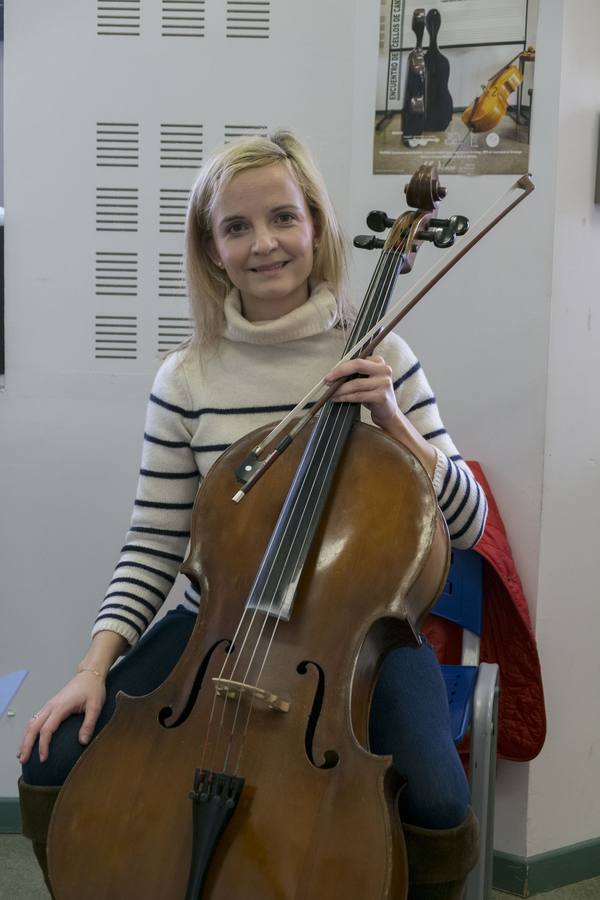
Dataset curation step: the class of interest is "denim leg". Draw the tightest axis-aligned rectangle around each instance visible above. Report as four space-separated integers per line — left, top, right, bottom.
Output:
369 640 470 829
22 607 198 787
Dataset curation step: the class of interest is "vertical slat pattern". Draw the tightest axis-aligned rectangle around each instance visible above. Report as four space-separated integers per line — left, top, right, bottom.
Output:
159 253 186 298
95 315 138 358
226 1 271 38
160 124 203 168
95 252 139 296
96 122 140 168
96 188 139 232
162 0 206 37
97 0 141 36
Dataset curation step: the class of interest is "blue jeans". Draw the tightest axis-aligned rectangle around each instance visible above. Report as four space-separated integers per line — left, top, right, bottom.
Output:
22 607 469 829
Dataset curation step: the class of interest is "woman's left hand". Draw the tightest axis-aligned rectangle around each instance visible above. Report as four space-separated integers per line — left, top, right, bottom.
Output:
325 355 401 432
325 355 437 479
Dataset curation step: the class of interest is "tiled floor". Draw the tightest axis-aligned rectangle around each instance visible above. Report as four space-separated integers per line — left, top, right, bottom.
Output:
2 834 600 899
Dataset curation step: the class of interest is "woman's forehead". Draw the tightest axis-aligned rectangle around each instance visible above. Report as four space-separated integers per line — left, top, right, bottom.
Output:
215 163 306 215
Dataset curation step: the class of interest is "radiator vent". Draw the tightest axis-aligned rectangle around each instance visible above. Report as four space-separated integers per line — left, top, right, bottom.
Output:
159 189 189 233
159 253 187 297
96 122 140 168
162 0 206 37
97 0 141 36
158 316 194 353
160 123 203 169
226 1 270 38
224 124 268 143
96 252 139 296
95 316 138 359
96 187 139 232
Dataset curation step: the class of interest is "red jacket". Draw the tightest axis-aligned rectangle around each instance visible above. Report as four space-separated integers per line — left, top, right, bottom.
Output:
422 462 546 761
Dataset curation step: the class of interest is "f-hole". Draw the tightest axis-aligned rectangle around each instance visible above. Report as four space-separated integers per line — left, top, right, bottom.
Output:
297 660 339 769
159 638 233 729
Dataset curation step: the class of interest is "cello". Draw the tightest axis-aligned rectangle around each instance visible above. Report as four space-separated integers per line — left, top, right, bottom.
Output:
47 168 531 899
462 47 536 134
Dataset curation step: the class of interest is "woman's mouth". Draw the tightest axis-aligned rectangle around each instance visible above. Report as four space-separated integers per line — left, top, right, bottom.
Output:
251 261 289 273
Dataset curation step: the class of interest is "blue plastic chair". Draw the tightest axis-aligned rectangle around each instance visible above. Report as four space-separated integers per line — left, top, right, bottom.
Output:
431 549 500 900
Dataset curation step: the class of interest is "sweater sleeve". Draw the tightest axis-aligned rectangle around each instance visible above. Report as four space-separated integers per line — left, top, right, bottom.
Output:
384 335 488 549
92 353 200 646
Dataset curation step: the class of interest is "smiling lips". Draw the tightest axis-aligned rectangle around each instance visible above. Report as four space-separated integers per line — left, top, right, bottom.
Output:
250 261 290 273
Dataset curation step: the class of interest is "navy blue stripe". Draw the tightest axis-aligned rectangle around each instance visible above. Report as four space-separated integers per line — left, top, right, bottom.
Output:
451 483 482 541
114 560 176 583
192 443 230 453
440 458 453 499
101 602 152 624
184 590 200 608
109 577 167 600
423 427 447 441
470 496 488 546
151 393 307 420
393 360 421 391
446 473 471 526
144 432 190 449
440 465 462 512
135 500 194 510
130 526 191 538
150 393 199 419
121 544 184 563
95 612 143 637
406 396 436 414
104 592 157 615
140 468 198 479
450 454 463 462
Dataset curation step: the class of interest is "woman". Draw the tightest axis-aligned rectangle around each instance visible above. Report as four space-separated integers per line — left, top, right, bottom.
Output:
19 130 485 899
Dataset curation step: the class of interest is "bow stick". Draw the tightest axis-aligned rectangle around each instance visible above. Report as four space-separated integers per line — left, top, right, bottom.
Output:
233 173 534 503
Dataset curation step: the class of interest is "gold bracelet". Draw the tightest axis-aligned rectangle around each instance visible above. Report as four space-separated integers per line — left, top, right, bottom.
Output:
77 666 105 679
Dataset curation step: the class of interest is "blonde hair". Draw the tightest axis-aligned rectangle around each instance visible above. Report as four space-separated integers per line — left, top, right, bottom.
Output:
184 130 351 346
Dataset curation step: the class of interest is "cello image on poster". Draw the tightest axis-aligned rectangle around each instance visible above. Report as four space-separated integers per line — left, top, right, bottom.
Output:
375 0 537 175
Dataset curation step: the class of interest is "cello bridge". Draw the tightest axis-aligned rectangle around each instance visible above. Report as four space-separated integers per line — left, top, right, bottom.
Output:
212 678 290 713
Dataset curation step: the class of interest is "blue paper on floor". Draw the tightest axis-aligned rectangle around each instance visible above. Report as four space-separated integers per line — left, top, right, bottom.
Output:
0 669 29 717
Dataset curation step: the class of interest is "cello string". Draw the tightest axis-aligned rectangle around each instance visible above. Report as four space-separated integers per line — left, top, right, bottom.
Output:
227 241 406 775
203 241 405 775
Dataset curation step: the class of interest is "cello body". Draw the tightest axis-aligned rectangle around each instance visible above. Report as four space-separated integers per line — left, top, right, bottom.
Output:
401 8 427 139
48 419 450 900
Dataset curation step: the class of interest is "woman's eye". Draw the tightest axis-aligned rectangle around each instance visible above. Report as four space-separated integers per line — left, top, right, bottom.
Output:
276 213 296 224
226 222 247 235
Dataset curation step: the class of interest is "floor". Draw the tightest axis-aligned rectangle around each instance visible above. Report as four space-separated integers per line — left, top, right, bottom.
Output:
2 835 600 899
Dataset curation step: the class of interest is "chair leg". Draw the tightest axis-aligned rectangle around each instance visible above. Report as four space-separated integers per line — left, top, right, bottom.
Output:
465 663 500 900
18 777 60 898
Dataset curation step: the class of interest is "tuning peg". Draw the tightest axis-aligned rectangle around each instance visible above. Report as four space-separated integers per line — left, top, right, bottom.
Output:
366 210 396 232
353 235 386 250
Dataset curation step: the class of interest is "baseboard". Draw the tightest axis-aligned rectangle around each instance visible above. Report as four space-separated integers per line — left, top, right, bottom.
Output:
0 798 21 833
2 795 599 895
494 838 600 896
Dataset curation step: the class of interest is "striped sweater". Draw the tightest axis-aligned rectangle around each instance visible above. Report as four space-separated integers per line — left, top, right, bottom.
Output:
93 284 487 645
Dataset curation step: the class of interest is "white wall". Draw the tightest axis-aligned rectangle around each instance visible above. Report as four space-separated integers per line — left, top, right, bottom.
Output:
1 0 598 868
526 0 600 858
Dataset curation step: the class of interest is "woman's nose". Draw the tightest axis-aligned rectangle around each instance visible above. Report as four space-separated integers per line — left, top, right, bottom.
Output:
251 228 278 254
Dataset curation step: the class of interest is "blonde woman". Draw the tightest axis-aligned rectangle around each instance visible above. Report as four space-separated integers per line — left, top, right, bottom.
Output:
19 130 484 899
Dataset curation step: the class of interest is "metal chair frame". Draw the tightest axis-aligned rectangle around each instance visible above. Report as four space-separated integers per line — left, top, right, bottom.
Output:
431 550 500 900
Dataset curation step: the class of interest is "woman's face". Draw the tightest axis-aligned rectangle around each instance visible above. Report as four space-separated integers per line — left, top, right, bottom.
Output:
208 162 316 322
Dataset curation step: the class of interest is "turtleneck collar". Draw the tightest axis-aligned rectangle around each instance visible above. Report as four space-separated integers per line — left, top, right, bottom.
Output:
222 282 339 345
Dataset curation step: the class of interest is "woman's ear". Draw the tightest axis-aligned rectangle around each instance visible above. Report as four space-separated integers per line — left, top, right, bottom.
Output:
206 237 224 269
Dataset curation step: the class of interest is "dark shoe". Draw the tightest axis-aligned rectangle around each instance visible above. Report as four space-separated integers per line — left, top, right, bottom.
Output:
18 777 61 898
404 807 480 899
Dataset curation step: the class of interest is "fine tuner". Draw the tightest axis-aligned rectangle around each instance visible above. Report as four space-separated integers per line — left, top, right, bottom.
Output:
355 210 470 250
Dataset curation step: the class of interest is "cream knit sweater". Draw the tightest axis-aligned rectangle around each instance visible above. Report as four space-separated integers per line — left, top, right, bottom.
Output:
93 285 487 645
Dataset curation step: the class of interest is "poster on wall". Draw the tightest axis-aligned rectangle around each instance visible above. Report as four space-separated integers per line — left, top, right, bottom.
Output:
373 0 537 175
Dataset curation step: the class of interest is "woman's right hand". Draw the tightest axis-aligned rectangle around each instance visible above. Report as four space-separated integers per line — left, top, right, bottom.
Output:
18 671 106 765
